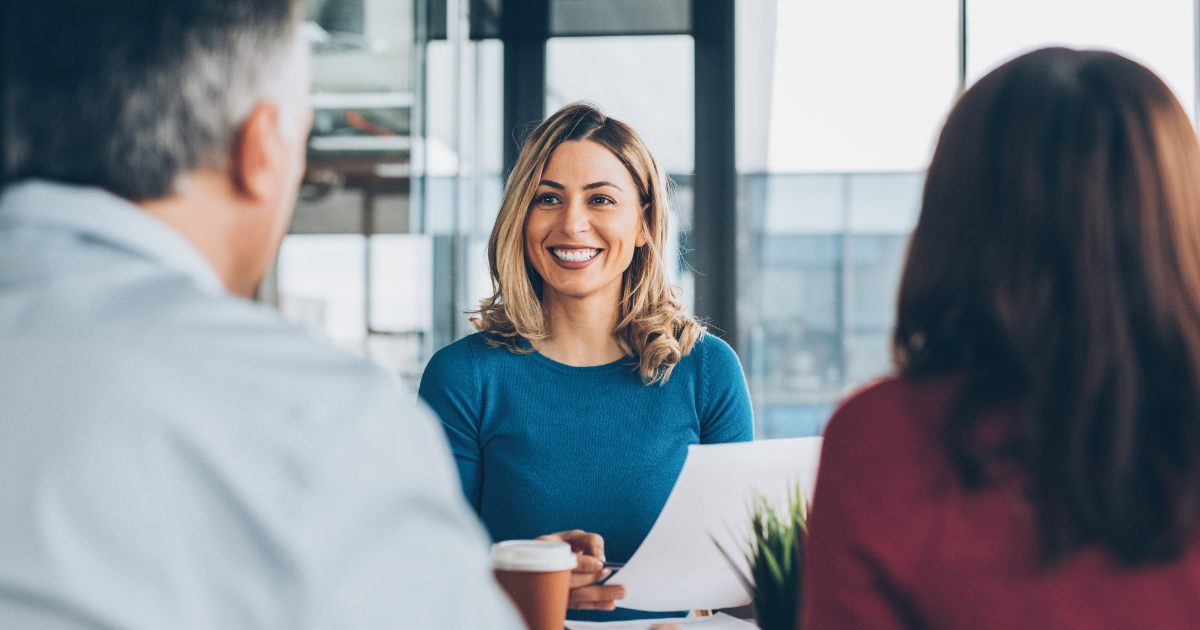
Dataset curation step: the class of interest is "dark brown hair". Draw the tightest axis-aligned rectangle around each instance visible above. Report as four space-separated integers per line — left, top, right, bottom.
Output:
895 47 1200 565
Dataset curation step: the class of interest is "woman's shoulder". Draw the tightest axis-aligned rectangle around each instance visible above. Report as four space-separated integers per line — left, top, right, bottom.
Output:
425 333 475 372
828 375 954 428
686 330 742 373
692 330 735 355
821 375 959 473
424 332 530 378
421 333 504 391
849 372 957 410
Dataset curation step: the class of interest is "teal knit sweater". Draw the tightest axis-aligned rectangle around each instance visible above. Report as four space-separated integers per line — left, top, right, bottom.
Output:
418 331 753 622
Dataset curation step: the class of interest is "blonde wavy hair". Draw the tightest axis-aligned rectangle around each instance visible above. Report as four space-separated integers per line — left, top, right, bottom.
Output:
470 103 702 384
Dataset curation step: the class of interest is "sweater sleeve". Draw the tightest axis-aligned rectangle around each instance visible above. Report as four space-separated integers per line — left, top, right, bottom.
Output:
417 338 485 514
697 333 754 444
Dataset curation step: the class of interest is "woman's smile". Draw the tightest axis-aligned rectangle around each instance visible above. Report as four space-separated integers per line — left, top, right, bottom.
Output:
550 246 602 268
552 247 599 262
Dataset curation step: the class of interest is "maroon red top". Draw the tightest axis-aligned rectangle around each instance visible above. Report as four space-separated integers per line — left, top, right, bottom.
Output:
802 376 1200 630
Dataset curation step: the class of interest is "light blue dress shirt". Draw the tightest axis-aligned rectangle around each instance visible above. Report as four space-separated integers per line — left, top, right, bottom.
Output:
0 181 523 630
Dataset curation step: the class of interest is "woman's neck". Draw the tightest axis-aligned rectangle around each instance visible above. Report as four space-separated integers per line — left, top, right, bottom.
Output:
535 288 626 367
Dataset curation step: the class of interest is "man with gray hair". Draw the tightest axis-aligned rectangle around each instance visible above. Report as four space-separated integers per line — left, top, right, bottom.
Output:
0 1 523 628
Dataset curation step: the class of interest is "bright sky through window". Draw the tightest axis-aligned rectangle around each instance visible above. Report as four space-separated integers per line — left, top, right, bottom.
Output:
767 0 1195 174
768 0 960 174
968 0 1194 121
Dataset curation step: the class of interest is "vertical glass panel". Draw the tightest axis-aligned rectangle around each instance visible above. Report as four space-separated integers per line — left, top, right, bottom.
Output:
767 0 960 173
282 0 421 381
277 235 366 351
424 35 505 351
370 234 434 332
742 1 958 439
368 234 433 384
967 0 1195 119
736 0 778 175
845 172 923 386
546 36 695 174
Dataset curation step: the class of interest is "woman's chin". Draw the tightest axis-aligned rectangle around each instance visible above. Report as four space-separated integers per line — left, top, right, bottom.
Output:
546 286 600 301
542 279 618 303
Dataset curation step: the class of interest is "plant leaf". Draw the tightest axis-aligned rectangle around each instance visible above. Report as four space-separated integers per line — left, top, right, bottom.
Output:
710 533 755 597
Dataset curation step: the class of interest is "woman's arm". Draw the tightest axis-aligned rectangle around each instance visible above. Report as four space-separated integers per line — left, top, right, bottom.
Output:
417 339 485 513
697 334 754 444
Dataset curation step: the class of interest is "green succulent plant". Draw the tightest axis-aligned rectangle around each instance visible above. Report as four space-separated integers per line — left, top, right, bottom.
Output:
713 483 810 630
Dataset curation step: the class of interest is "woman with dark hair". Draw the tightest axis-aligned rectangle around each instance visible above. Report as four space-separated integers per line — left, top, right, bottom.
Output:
802 47 1200 629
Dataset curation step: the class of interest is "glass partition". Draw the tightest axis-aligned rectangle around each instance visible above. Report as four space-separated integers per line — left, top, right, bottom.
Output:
740 0 958 438
742 0 1198 438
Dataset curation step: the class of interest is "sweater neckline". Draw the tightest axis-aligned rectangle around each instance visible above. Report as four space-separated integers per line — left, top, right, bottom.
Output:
529 349 636 377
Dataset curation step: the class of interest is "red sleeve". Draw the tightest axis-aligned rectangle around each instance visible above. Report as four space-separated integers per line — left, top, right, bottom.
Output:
801 379 946 630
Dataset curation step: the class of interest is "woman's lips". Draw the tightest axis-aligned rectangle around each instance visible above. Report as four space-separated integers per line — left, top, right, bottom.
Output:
549 247 601 270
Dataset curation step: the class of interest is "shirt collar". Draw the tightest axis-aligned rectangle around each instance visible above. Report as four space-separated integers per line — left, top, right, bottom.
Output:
0 179 227 296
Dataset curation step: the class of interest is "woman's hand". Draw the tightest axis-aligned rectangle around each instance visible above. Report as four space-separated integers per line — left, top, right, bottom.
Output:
537 530 627 610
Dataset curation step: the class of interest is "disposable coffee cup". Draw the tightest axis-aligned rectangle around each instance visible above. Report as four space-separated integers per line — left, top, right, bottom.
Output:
492 540 578 630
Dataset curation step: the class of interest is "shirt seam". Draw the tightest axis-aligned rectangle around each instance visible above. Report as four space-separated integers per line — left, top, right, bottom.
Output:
466 335 485 453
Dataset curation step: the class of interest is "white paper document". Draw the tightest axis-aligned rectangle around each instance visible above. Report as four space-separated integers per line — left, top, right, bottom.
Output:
564 612 757 630
607 437 823 612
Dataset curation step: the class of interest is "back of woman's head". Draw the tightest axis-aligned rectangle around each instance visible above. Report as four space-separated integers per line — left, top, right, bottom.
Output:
895 47 1200 565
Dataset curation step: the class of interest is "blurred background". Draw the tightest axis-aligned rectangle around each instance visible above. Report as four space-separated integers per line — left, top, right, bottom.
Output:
253 0 1193 438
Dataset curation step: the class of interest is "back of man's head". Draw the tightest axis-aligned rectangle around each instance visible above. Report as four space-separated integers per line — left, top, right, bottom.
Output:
6 0 303 202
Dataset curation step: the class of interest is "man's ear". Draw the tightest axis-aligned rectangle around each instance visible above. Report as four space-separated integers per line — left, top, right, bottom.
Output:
230 102 284 202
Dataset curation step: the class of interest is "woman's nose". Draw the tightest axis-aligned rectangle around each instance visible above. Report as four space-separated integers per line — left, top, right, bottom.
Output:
558 198 590 236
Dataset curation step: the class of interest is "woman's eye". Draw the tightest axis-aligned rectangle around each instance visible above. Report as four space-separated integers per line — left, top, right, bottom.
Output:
534 194 560 205
591 196 615 205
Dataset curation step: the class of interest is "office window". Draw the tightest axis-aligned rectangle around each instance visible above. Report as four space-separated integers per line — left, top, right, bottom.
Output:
272 0 432 383
277 235 366 350
744 0 1199 438
741 0 958 438
423 36 505 351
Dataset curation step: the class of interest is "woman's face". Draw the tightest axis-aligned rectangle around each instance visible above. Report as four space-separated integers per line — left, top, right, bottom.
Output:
524 140 647 306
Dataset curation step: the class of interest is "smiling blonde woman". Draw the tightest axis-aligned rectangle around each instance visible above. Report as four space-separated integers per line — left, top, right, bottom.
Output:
418 103 754 624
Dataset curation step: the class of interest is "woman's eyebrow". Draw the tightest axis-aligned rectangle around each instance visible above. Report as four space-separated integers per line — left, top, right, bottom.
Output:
584 181 622 191
536 180 623 192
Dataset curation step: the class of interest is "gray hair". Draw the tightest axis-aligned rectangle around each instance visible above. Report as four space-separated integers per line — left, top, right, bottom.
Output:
6 0 306 201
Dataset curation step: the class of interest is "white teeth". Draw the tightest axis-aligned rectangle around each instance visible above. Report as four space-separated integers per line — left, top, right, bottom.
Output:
552 248 599 262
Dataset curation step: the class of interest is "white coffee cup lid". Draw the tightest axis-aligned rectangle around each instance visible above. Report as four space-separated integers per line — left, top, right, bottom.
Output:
491 540 578 572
